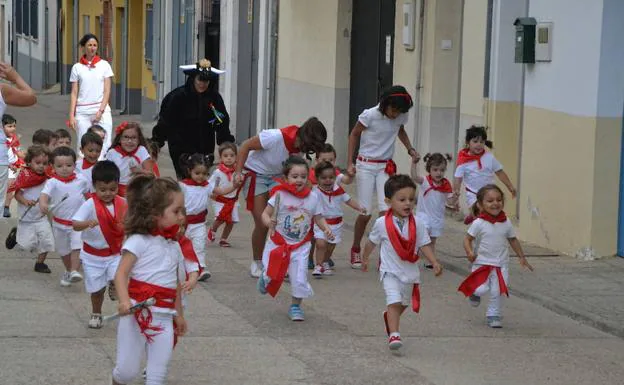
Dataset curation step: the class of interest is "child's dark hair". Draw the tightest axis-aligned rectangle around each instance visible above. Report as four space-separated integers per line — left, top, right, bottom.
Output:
297 117 327 156
80 131 103 148
25 145 49 164
92 160 120 185
55 128 72 141
111 121 148 150
379 85 413 115
423 153 452 172
179 153 214 178
32 129 57 146
471 184 505 217
384 174 417 199
316 143 336 158
125 175 181 235
87 124 106 136
79 33 99 47
465 125 493 149
50 146 77 163
314 161 335 179
282 155 309 177
2 114 16 126
145 138 160 160
218 142 237 156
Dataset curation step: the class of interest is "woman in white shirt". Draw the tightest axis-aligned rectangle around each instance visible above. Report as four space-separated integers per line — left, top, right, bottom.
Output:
68 34 114 157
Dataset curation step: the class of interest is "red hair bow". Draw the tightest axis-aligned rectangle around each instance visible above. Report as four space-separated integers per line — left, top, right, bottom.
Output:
115 121 129 135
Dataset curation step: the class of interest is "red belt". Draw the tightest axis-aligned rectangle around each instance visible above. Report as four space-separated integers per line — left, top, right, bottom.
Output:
243 167 257 211
83 242 116 257
53 217 73 226
411 284 420 313
266 230 313 297
128 279 176 343
213 195 238 224
458 265 509 298
357 155 396 176
117 184 127 197
325 217 343 225
186 210 207 224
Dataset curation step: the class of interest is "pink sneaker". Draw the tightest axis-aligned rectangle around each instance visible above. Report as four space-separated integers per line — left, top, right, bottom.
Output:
207 228 216 243
388 335 402 350
350 247 362 269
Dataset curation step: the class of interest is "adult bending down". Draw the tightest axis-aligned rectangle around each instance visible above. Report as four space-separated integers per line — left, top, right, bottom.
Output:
234 117 327 278
68 33 114 157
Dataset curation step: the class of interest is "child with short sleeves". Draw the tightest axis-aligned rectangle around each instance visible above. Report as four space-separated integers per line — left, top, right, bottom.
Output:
208 142 241 247
361 175 443 351
3 114 24 217
105 121 154 197
256 156 334 321
73 161 125 329
75 131 103 193
40 146 89 287
452 125 516 224
458 184 533 328
112 175 188 385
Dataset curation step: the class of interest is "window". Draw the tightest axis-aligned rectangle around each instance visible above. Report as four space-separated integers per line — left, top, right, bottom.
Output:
15 0 38 39
29 0 38 39
145 4 153 64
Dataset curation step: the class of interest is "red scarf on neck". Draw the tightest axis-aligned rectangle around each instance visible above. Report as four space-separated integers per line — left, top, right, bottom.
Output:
113 145 142 167
79 54 101 68
81 159 96 170
218 163 235 182
280 125 299 154
317 185 346 202
53 173 77 183
423 175 452 196
150 224 180 240
181 178 208 187
456 148 484 169
6 134 20 148
478 211 507 224
93 195 127 254
384 210 418 263
270 179 311 198
152 162 160 177
9 167 48 193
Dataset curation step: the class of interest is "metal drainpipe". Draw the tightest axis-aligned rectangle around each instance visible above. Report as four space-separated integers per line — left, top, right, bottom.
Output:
267 0 279 128
73 0 78 62
44 0 49 87
121 0 129 114
453 0 465 158
414 0 426 151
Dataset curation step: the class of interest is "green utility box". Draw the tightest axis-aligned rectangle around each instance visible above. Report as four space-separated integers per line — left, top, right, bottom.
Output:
514 17 537 63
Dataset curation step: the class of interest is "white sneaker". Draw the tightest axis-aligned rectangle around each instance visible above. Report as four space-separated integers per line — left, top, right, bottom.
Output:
322 262 334 276
88 314 103 329
198 270 211 281
250 261 262 278
312 265 324 278
60 272 72 287
69 270 83 283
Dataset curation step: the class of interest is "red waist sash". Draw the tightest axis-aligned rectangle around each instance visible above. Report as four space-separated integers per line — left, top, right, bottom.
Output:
325 217 343 225
458 265 508 297
53 217 73 226
213 195 238 224
186 210 207 225
265 230 313 297
357 155 396 176
128 278 176 342
83 242 116 257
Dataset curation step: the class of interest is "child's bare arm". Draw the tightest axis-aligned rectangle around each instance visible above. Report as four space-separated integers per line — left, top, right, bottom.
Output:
39 193 50 214
15 190 34 206
495 170 516 198
339 173 353 185
115 251 137 315
361 240 376 272
345 198 367 215
72 219 98 231
410 160 424 185
420 244 443 276
453 176 463 196
464 234 476 262
261 205 275 229
212 176 238 195
508 237 533 271
313 215 335 241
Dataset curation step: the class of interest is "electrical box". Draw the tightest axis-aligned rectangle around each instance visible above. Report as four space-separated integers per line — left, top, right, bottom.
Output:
402 1 415 50
513 17 537 63
535 22 553 62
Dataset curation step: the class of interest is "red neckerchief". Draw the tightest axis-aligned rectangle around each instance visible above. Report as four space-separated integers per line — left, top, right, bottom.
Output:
423 175 452 196
478 211 507 224
93 195 127 254
384 210 418 263
456 148 484 169
79 54 101 68
113 145 141 165
9 167 48 193
6 134 20 149
53 173 77 183
45 165 55 178
308 167 340 185
317 184 346 202
270 178 311 198
81 159 96 170
152 162 160 177
178 235 203 275
280 125 299 154
458 265 509 298
181 178 209 187
150 224 180 240
218 163 235 182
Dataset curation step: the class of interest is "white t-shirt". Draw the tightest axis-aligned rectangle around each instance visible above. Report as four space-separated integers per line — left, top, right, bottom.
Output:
0 91 7 165
179 181 215 215
467 218 515 267
123 234 184 314
72 198 123 260
245 128 291 176
41 175 89 229
70 59 114 113
369 214 431 284
313 184 350 219
358 105 408 160
17 183 47 223
105 146 150 185
75 159 95 192
453 152 502 194
416 178 451 231
268 190 321 243
209 168 237 198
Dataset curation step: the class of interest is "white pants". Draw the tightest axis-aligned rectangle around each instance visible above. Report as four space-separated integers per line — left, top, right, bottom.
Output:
356 159 389 213
186 223 207 267
262 238 314 299
112 312 174 385
382 272 413 307
75 107 112 158
17 219 55 254
0 165 7 206
53 226 82 257
80 253 120 293
472 264 509 317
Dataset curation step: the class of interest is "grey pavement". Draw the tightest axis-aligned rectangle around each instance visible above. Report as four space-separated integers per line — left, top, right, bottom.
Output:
1 93 624 385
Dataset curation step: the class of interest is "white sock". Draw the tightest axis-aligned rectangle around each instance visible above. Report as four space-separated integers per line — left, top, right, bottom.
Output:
390 332 400 338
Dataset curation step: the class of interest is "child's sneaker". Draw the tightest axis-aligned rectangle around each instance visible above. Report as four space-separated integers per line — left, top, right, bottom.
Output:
322 262 333 276
69 270 83 283
207 228 216 243
257 274 268 295
5 227 17 249
250 261 262 278
487 316 502 328
34 262 51 274
308 257 314 270
198 270 211 281
60 272 72 287
219 239 231 247
108 281 118 301
350 247 362 269
383 311 390 336
288 305 305 321
3 206 10 218
312 264 324 278
388 334 402 350
88 314 103 329
469 295 481 307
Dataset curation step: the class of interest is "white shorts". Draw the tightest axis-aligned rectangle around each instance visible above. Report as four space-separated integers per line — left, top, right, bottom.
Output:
53 226 82 256
415 212 444 238
80 253 120 293
212 200 240 223
17 219 55 254
382 272 414 307
465 190 477 208
356 159 389 213
313 222 343 244
186 223 207 267
262 237 314 299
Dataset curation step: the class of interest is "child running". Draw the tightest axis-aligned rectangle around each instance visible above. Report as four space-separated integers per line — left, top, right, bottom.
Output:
5 145 54 273
40 146 89 286
257 156 334 321
75 132 103 193
55 128 72 148
105 121 154 197
3 114 24 217
452 125 516 224
72 161 126 329
312 161 366 277
112 175 187 385
458 184 533 328
361 175 443 351
179 153 239 281
208 142 241 247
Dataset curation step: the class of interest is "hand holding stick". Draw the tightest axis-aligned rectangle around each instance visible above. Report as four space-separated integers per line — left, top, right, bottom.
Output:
103 297 156 322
